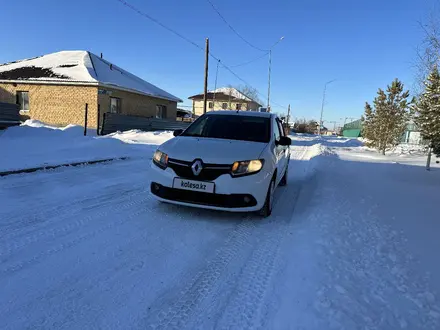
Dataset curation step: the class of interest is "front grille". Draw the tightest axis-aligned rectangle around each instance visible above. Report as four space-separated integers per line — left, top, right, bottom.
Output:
168 158 231 181
151 182 257 208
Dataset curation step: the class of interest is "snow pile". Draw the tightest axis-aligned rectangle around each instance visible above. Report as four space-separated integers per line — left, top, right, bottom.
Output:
390 143 428 156
0 120 173 172
104 129 174 146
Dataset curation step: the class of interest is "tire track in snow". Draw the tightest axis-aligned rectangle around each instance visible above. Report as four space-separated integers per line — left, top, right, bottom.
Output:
191 181 303 330
0 185 143 237
191 143 313 329
0 194 152 275
0 207 206 329
0 174 146 237
214 220 286 330
146 218 257 330
152 145 312 330
0 189 146 260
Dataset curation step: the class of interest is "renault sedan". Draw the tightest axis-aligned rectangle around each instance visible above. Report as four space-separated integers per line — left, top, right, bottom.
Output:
150 111 291 217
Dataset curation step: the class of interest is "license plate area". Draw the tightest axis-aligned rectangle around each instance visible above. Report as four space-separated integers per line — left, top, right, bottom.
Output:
173 178 215 193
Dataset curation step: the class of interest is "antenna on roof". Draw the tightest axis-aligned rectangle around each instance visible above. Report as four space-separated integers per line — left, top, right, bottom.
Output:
100 53 103 58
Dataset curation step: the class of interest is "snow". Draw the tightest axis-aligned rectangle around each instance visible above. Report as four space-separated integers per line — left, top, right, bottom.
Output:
0 132 439 329
0 120 172 172
88 52 182 102
0 50 182 102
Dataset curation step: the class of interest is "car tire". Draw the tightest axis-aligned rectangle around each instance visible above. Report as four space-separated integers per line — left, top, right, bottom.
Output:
279 166 288 186
258 177 275 218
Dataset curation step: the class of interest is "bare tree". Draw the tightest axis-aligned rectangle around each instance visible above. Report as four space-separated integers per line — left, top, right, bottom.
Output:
235 84 264 106
414 6 440 94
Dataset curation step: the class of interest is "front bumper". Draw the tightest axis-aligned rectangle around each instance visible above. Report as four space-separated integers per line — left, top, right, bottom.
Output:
150 163 272 212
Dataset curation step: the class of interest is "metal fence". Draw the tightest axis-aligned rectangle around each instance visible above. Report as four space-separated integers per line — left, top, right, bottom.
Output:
0 102 20 129
101 113 191 135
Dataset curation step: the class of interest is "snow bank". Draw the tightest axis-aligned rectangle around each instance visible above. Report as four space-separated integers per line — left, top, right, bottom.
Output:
0 121 173 172
104 129 174 146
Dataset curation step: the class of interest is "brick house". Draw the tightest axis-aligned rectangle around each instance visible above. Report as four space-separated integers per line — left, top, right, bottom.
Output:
0 51 182 128
188 87 262 116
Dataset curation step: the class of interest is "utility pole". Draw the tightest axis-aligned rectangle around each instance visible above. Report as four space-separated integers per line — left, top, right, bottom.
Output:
203 38 209 114
267 36 284 113
267 50 272 112
287 104 291 125
328 121 337 132
318 79 336 135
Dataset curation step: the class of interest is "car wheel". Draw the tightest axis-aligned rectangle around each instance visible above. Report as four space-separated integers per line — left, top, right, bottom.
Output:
258 178 275 218
279 166 288 186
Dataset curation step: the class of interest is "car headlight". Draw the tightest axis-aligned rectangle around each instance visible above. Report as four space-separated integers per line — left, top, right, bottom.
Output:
153 150 168 169
231 159 264 177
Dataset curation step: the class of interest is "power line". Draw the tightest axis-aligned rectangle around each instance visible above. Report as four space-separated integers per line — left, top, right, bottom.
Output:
205 0 267 52
229 52 269 68
116 0 287 110
116 0 203 51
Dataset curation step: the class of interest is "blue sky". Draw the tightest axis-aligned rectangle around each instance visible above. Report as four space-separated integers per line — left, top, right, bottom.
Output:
1 0 437 125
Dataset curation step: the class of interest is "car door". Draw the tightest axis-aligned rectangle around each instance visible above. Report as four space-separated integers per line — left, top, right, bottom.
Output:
272 117 285 184
276 118 289 175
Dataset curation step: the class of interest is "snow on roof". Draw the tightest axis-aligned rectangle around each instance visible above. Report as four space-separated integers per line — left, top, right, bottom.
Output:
0 51 182 102
188 86 261 106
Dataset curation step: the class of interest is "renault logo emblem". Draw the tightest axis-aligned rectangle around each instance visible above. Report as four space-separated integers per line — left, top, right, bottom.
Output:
191 160 203 176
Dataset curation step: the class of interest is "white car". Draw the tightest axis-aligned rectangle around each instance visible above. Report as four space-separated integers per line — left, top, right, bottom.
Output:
150 111 291 217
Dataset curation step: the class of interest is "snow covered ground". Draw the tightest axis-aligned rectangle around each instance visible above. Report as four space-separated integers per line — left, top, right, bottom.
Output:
0 120 173 172
0 130 439 329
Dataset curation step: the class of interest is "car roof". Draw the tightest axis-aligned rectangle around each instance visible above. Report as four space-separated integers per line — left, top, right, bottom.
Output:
204 110 273 118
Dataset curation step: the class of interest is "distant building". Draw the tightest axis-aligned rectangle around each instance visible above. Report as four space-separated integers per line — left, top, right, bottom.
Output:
401 121 422 144
342 118 423 144
342 119 362 137
176 108 194 122
0 50 182 128
188 87 262 116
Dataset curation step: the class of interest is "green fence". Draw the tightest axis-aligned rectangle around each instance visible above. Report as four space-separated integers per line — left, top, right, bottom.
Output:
343 129 362 137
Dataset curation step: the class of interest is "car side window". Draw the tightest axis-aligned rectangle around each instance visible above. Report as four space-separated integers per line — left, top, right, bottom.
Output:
276 119 285 137
273 118 281 142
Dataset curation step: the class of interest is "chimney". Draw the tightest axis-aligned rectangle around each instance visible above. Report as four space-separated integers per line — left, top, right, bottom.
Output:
110 64 113 70
100 53 103 58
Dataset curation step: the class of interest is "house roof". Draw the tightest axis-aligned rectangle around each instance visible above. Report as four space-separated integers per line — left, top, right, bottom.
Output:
188 87 262 106
0 51 182 102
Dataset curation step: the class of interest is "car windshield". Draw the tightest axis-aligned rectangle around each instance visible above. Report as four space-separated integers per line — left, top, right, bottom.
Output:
181 114 270 143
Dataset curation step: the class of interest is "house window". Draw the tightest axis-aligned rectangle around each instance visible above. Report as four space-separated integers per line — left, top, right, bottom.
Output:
110 97 121 113
156 105 167 118
16 91 29 111
222 103 227 110
236 103 242 110
208 102 214 109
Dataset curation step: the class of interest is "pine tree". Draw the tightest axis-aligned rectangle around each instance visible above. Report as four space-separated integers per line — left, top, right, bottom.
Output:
362 79 412 154
415 66 440 157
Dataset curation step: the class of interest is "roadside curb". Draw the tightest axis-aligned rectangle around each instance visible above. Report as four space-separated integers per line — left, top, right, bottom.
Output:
0 157 130 177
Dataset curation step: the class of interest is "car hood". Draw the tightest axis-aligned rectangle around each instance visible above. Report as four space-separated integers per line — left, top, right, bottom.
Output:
158 136 267 164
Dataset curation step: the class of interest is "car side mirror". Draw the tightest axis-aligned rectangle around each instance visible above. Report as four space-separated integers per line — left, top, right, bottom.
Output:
173 129 183 137
277 136 291 146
